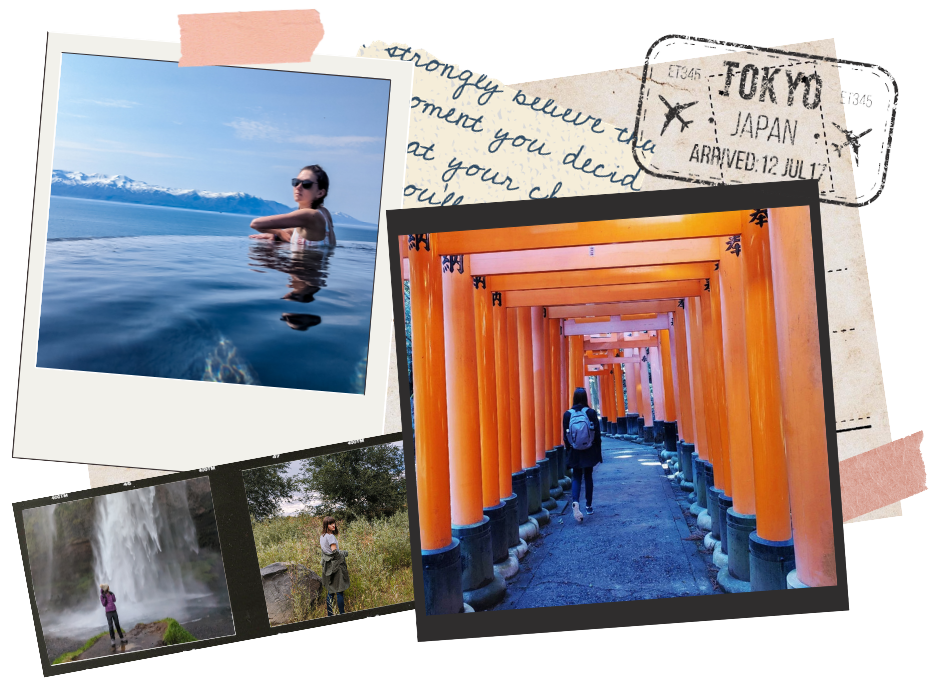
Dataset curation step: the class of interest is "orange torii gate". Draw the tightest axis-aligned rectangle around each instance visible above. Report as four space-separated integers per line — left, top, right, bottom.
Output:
404 206 837 614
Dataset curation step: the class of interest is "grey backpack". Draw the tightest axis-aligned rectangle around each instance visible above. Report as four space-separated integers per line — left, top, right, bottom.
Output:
567 408 594 450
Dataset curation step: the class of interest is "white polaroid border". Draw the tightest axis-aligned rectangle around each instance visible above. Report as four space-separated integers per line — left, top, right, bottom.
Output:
13 33 412 469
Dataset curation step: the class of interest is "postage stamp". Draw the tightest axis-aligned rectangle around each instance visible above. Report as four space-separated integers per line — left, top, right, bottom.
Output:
634 36 897 206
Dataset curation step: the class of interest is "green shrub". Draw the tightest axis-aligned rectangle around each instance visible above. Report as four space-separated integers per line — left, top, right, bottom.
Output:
52 632 106 665
161 618 197 645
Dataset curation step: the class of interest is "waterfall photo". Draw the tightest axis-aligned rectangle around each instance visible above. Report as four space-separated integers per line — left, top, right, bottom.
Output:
21 477 235 665
242 441 413 625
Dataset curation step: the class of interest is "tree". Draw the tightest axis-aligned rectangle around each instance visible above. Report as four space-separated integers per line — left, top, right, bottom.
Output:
296 443 406 520
242 463 297 521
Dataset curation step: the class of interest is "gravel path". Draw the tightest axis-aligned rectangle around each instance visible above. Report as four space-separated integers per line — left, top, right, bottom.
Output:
493 436 721 610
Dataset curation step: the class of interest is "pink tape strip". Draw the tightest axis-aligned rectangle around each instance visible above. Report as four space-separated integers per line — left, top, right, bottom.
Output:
178 10 324 67
840 431 926 521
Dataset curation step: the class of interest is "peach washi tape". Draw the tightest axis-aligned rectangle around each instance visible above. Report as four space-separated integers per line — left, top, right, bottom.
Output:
178 9 324 67
840 431 926 521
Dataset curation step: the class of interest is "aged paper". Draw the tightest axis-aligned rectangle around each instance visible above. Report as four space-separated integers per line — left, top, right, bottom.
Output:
512 38 899 520
358 41 645 206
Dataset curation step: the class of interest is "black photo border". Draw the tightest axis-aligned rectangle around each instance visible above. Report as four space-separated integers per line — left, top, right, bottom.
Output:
12 431 412 676
386 179 848 641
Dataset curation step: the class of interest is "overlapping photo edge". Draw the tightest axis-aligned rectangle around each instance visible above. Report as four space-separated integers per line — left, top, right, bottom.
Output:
12 431 413 676
386 180 849 642
13 32 413 470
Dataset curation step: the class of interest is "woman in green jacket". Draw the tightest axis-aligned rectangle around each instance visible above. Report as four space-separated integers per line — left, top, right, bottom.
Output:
320 516 350 615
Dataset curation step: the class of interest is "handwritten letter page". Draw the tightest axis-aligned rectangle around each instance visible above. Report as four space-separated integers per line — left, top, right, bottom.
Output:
359 41 646 206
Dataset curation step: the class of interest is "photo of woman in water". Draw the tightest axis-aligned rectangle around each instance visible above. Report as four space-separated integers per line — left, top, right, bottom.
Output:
250 165 336 248
33 53 390 397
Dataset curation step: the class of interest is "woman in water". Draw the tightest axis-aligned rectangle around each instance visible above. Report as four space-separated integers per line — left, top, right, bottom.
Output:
250 165 336 247
99 583 128 646
319 516 350 616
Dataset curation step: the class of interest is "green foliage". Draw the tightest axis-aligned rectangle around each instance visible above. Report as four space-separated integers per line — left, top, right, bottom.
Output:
52 632 106 665
251 510 413 624
160 618 197 645
242 462 297 521
295 444 406 521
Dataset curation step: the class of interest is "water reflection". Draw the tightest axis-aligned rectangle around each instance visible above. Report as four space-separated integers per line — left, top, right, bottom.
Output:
249 241 333 331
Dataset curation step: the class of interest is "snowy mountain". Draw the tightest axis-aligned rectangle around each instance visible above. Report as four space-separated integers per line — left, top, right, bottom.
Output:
329 211 377 227
50 170 375 225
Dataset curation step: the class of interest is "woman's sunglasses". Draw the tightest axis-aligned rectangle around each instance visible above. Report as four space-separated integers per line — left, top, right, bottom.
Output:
292 178 317 189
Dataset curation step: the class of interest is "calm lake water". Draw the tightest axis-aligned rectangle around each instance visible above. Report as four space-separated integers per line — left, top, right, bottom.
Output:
37 196 378 394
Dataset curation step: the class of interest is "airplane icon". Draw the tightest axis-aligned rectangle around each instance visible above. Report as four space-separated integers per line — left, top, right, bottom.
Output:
830 122 872 166
659 95 698 136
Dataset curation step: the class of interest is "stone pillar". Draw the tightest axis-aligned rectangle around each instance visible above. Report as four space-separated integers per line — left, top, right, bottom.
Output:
408 233 462 614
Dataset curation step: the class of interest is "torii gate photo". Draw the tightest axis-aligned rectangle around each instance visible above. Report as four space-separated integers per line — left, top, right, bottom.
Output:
390 189 844 618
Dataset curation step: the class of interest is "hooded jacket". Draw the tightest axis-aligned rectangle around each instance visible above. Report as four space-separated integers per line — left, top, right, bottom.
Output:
100 590 117 612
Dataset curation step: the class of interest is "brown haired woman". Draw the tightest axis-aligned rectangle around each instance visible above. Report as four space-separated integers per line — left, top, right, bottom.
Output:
250 165 336 247
319 516 349 615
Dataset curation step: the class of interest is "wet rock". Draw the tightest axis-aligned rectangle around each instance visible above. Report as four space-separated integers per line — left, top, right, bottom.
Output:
185 477 219 550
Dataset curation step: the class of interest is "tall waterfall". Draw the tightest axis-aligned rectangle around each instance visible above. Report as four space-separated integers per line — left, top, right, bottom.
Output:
91 482 201 605
24 478 232 645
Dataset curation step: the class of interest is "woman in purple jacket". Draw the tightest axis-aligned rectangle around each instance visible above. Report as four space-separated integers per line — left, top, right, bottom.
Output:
99 584 128 646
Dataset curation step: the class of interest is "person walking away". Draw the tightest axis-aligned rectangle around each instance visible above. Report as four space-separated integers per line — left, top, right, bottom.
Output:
99 584 127 646
319 516 350 616
563 387 603 522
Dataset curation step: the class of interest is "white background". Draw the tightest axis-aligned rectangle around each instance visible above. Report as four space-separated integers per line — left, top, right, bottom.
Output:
2 2 931 681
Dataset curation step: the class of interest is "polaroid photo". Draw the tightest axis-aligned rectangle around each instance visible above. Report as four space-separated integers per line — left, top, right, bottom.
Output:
13 33 413 470
387 180 849 640
13 432 412 675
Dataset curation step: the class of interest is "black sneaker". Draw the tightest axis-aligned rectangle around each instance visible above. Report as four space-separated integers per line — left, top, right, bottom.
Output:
586 505 594 515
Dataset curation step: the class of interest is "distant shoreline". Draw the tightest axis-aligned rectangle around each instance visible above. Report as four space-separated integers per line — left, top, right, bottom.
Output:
49 195 378 228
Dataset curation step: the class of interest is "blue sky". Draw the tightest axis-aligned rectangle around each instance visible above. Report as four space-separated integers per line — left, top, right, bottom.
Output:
52 53 391 224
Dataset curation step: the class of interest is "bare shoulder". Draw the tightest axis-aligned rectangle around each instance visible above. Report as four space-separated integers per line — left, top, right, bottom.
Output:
296 208 327 226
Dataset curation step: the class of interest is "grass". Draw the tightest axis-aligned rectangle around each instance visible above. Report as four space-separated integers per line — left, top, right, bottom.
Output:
160 618 197 645
52 632 107 665
251 510 413 624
